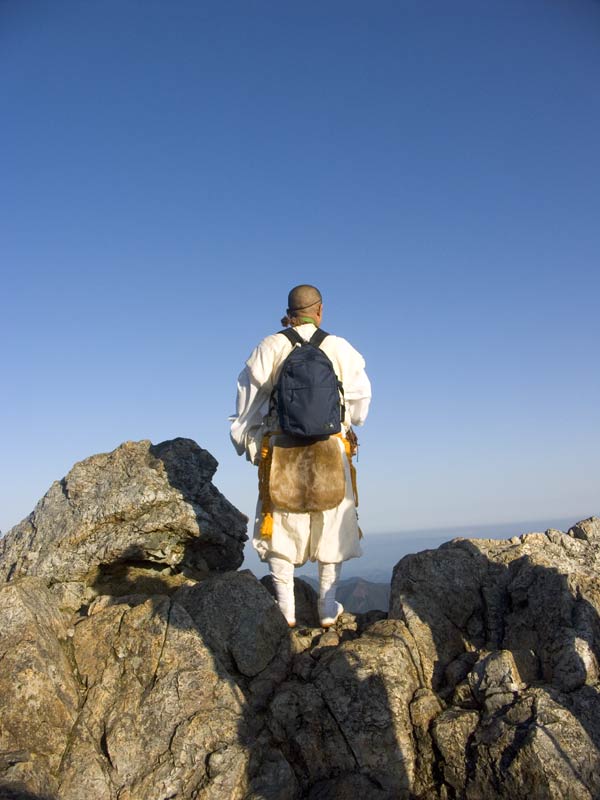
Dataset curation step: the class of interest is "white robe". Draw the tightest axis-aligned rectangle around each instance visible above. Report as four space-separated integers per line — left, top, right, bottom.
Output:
230 323 371 566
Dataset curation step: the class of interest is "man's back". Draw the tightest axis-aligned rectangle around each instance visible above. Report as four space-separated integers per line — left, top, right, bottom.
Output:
231 322 370 460
229 284 371 628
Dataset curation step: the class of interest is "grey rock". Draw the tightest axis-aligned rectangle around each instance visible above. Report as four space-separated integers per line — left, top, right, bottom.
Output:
389 539 491 689
0 438 248 611
261 574 320 628
307 619 424 796
432 708 479 792
308 773 391 799
245 738 300 800
2 451 600 800
0 579 80 796
391 517 600 798
465 687 600 799
58 594 251 800
268 680 357 789
568 516 600 542
174 569 293 712
390 519 600 696
468 650 522 713
409 687 444 794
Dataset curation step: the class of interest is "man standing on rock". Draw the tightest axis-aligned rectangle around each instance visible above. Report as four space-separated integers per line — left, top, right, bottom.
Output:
230 284 371 628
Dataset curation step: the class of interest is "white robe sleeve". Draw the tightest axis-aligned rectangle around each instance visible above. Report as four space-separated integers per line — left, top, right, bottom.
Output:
229 367 271 462
346 382 371 426
230 336 283 462
329 337 372 427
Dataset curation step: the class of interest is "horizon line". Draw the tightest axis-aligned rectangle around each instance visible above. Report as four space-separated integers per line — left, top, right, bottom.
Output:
364 513 595 538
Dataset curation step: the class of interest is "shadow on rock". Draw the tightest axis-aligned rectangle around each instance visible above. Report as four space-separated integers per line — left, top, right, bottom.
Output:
85 552 418 798
390 519 600 798
0 785 57 800
148 438 249 573
8 438 599 797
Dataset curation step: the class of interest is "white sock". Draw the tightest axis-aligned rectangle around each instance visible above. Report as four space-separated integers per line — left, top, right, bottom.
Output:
318 561 342 621
268 556 296 625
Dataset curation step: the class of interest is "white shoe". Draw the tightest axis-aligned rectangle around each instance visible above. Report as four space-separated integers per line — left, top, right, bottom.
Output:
320 601 343 628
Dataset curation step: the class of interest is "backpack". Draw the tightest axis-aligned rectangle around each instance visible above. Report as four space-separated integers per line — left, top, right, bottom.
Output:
272 328 345 440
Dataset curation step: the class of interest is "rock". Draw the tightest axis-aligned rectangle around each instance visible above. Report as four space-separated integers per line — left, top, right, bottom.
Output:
308 773 391 799
568 516 600 543
0 786 57 800
174 570 293 711
2 458 600 800
443 651 479 693
0 579 80 796
468 650 522 714
389 519 600 696
268 680 357 790
261 574 320 628
311 628 340 659
60 595 251 800
390 517 600 798
389 539 491 689
432 708 479 793
0 438 248 611
465 687 600 799
269 621 420 797
409 688 444 794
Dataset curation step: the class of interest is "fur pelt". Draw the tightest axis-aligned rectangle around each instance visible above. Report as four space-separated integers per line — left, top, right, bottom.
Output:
269 434 346 513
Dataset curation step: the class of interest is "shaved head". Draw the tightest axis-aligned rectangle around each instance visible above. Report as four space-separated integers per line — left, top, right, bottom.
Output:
287 284 322 315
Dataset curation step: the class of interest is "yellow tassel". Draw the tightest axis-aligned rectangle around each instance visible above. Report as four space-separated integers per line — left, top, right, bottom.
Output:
336 433 359 508
258 434 275 539
260 512 274 537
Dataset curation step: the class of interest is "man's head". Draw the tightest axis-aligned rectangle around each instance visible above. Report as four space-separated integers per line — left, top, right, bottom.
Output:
283 284 323 327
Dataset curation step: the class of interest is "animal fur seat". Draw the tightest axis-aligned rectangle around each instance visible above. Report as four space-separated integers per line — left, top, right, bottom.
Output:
269 434 346 513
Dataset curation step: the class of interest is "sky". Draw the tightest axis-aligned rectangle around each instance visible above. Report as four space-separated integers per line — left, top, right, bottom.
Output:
2 1 599 551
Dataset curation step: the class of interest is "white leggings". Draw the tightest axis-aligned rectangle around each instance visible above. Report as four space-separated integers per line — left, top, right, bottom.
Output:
269 556 342 625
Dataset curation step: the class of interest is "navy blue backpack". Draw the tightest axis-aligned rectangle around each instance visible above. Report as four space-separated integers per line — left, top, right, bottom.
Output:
273 328 345 440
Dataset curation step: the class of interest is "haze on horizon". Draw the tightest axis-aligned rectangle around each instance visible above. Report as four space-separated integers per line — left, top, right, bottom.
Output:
1 1 599 537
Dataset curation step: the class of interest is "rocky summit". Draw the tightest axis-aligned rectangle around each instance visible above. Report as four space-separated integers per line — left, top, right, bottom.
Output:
0 439 599 800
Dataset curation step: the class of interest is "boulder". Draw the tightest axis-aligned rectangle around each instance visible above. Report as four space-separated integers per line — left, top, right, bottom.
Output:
267 618 429 797
0 579 80 796
463 687 600 799
174 570 293 700
59 594 251 800
261 574 320 628
390 516 600 798
0 438 248 611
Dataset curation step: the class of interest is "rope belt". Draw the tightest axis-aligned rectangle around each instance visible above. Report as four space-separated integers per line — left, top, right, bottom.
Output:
258 432 358 538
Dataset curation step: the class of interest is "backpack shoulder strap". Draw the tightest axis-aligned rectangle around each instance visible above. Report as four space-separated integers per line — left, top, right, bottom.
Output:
279 328 304 347
309 328 329 349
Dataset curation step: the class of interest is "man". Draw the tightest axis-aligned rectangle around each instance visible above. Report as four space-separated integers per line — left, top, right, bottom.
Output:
230 284 371 627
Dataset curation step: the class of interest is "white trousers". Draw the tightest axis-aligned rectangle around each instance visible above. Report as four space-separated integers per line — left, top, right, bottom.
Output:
269 555 342 625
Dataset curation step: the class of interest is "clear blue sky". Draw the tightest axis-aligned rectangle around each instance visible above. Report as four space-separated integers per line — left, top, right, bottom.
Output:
2 1 599 539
